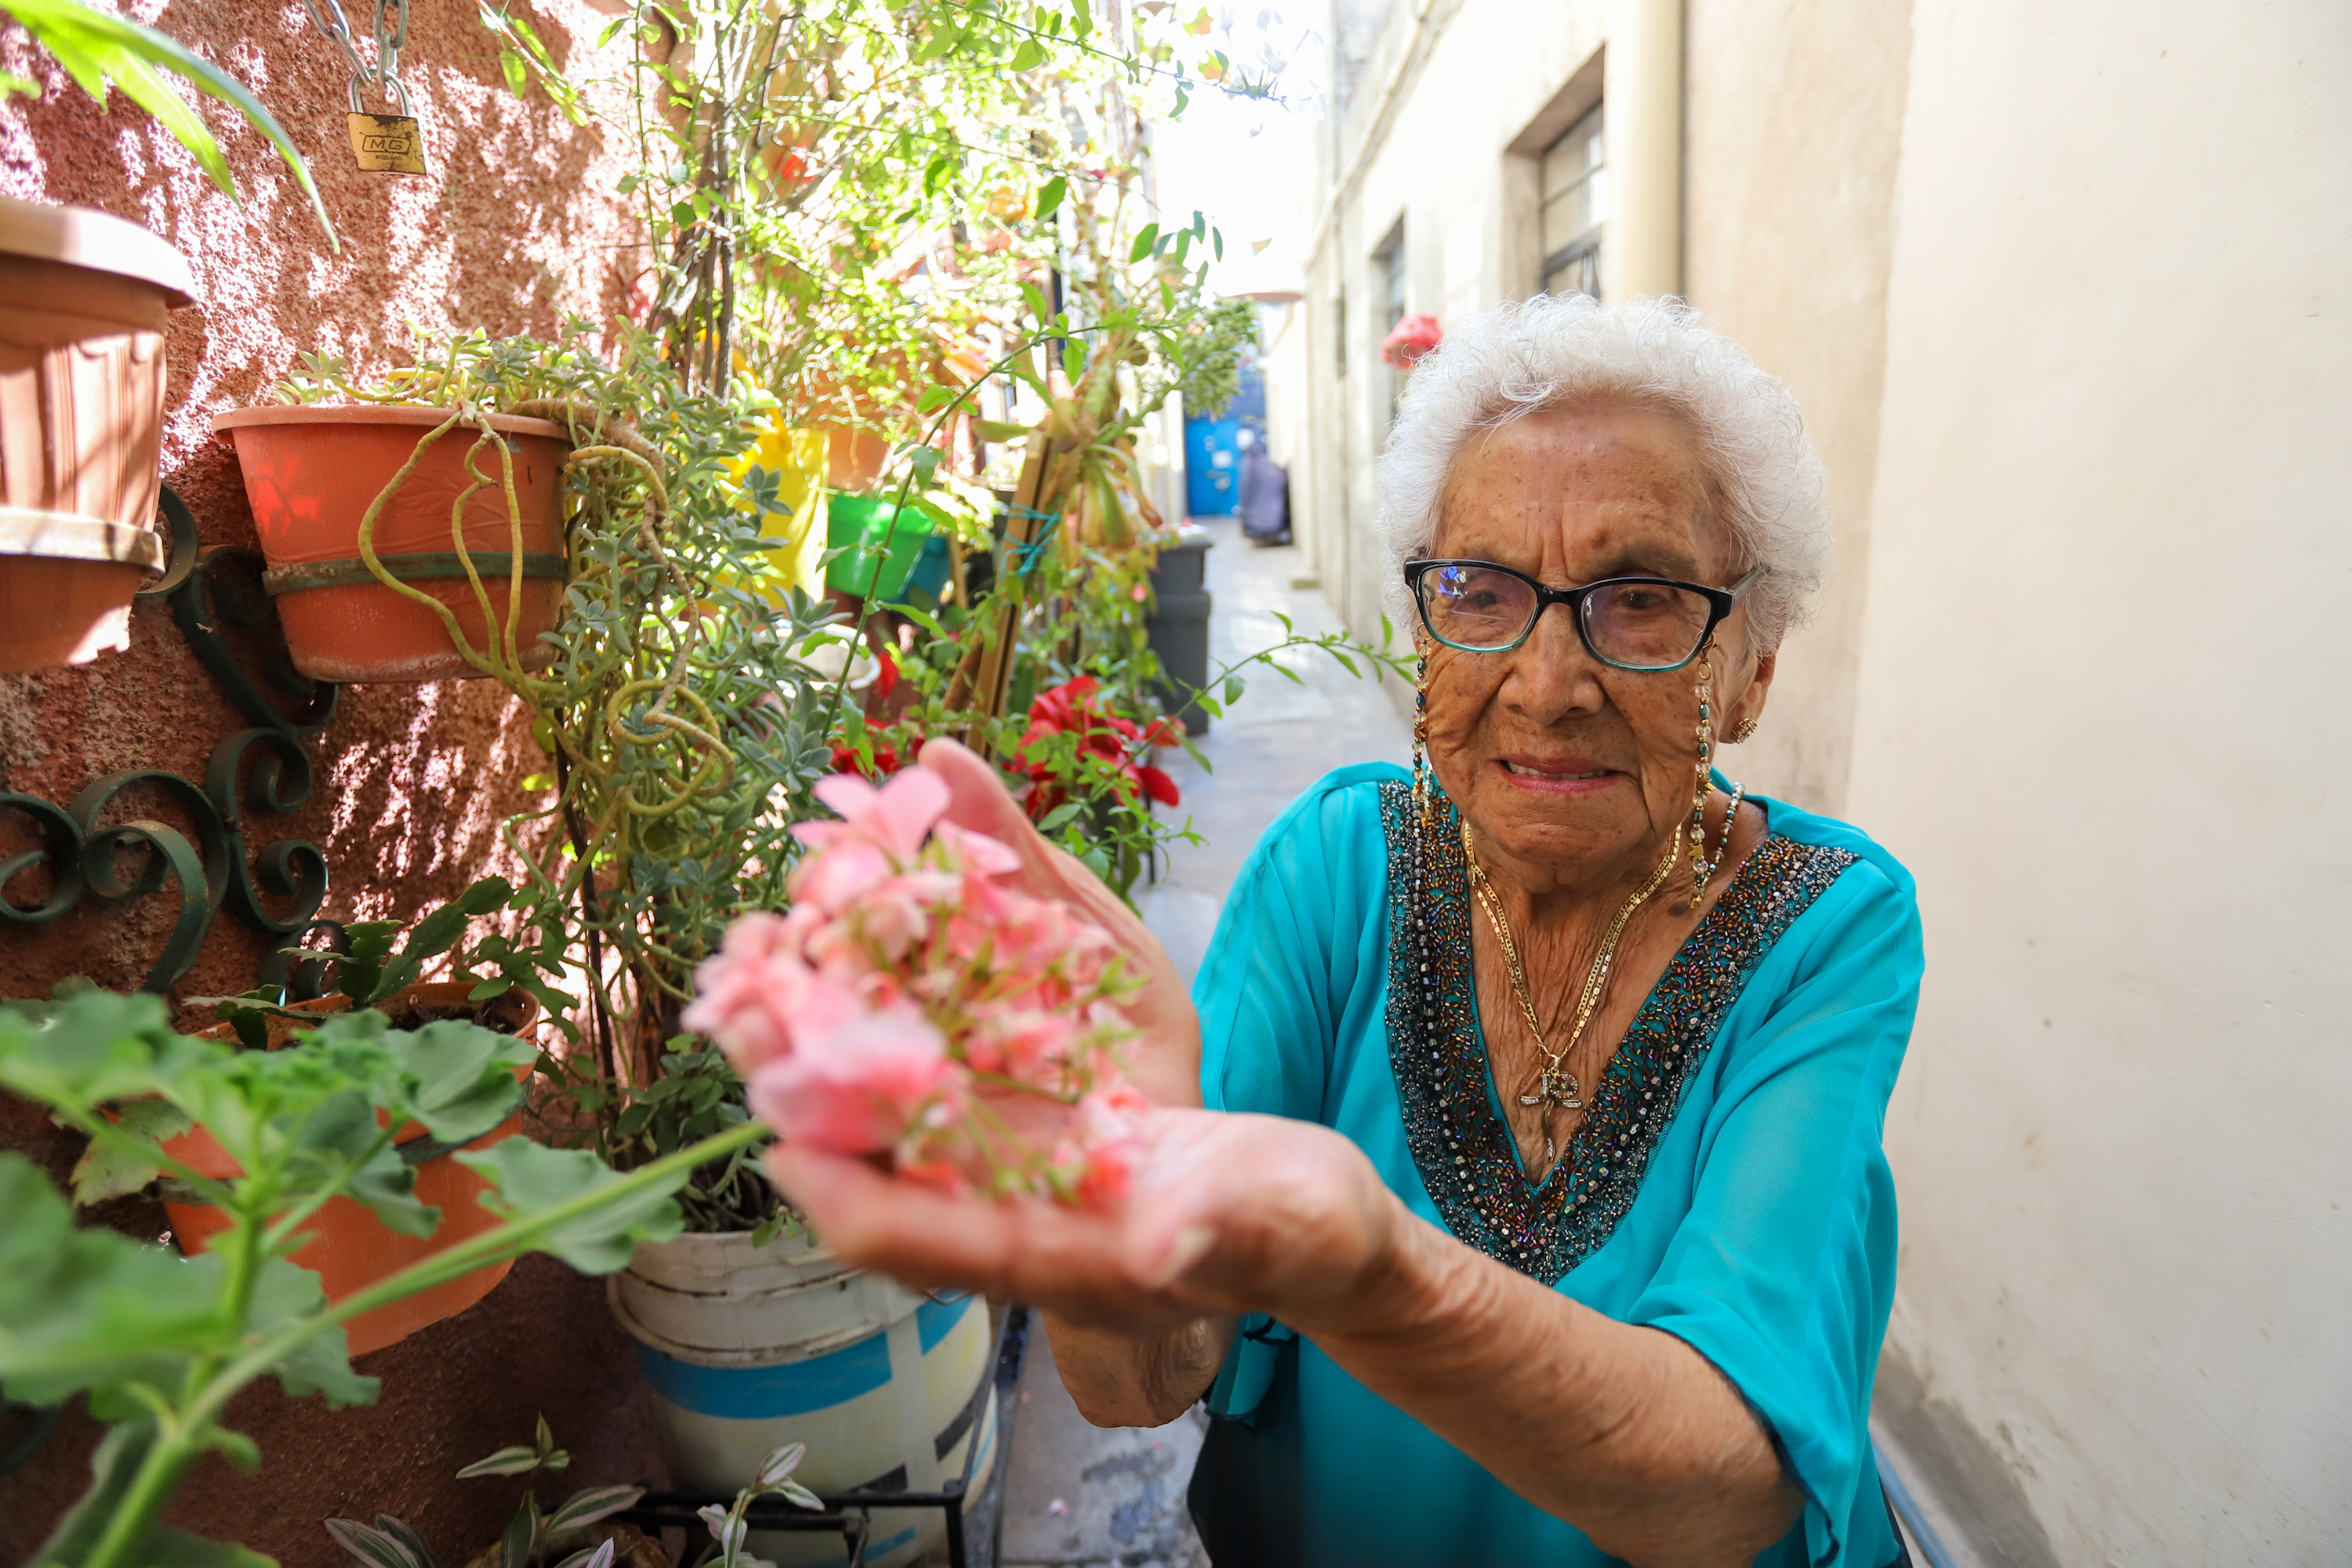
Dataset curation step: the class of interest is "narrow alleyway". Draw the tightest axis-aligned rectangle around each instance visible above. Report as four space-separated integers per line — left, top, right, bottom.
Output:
994 515 1410 1567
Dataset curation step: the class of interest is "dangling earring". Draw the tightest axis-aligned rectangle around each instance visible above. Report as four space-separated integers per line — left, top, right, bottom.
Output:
1689 644 1747 908
1412 650 1437 835
1688 641 1715 895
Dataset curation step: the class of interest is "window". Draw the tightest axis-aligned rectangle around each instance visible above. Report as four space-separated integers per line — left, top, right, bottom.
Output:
1540 104 1605 298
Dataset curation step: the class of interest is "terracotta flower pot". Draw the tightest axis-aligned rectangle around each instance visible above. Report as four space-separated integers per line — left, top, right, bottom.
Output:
0 197 191 672
170 982 542 1356
211 405 574 684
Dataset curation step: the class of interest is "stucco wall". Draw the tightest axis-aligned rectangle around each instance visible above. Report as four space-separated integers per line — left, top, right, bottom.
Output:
1682 0 1912 818
1853 0 2352 1558
0 0 662 1556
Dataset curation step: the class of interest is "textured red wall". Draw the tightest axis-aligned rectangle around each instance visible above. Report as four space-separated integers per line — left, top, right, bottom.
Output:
0 2 670 1559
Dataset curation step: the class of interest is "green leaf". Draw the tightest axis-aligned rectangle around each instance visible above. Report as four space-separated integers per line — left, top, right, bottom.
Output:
0 0 336 247
1062 336 1086 383
545 1485 644 1535
327 1517 429 1568
916 384 959 415
0 1153 227 1408
1009 37 1045 71
249 1257 378 1408
31 1420 158 1567
1038 801 1083 833
499 47 528 96
374 1517 437 1568
71 1096 192 1205
456 1444 544 1479
548 1544 615 1568
377 1018 532 1147
1129 223 1160 263
457 1138 688 1274
974 419 1031 443
499 1494 539 1568
1021 278 1055 323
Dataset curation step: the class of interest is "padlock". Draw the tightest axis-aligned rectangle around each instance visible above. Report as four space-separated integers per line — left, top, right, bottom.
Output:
347 74 428 176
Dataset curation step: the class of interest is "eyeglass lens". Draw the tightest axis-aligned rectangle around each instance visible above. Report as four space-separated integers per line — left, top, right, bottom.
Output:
1419 563 1715 667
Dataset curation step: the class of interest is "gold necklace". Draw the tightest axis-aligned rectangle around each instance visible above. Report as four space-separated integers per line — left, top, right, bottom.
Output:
1461 821 1682 1154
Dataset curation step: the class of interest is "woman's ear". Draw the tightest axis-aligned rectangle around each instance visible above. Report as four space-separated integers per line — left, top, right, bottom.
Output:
1728 642 1777 738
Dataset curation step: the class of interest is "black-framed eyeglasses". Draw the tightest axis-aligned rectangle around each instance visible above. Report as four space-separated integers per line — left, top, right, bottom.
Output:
1403 557 1765 670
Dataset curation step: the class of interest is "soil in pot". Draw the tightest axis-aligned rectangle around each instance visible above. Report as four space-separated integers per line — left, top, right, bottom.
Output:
170 983 543 1355
211 405 573 684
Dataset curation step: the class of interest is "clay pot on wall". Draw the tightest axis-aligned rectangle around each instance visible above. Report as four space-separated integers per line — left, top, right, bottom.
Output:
172 982 543 1356
0 197 191 672
211 405 574 684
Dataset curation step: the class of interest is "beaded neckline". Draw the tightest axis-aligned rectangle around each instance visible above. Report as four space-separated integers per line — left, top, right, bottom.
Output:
1379 781 1859 1283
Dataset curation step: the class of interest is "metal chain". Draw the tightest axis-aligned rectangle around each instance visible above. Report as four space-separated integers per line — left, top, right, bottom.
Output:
374 0 408 90
301 0 416 114
301 0 372 82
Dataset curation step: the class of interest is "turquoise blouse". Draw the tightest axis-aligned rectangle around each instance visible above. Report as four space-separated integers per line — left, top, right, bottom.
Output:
1187 763 1921 1568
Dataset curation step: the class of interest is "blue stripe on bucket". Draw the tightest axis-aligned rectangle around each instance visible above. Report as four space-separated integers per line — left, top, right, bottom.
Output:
635 1334 887 1417
634 1295 975 1420
916 1292 973 1352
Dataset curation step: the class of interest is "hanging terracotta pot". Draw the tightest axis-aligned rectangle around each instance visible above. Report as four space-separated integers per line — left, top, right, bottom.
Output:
211 405 573 683
169 982 543 1356
0 196 191 672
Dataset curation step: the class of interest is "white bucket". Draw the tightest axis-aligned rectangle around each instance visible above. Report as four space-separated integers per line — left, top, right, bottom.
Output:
611 1229 999 1568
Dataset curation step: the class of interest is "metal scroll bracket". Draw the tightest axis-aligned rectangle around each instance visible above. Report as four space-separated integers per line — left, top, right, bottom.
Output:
0 485 343 994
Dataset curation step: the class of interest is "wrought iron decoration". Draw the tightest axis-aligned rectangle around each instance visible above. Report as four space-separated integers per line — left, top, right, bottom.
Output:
0 486 341 993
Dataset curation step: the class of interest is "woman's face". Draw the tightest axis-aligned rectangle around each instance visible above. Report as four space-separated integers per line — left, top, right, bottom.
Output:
1421 403 1775 893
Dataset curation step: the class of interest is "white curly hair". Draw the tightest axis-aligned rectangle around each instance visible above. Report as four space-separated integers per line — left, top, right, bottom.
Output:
1377 293 1830 648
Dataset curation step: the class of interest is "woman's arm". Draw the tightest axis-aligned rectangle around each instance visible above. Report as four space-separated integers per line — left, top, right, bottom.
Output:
1043 1311 1236 1428
1313 1202 1799 1568
773 1106 1793 1567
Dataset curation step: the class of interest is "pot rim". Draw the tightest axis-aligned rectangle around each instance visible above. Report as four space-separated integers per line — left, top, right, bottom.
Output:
0 196 196 308
211 403 573 441
0 507 168 570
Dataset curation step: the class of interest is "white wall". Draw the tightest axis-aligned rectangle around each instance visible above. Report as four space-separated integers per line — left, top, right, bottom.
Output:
1852 2 2352 1559
1298 0 1607 648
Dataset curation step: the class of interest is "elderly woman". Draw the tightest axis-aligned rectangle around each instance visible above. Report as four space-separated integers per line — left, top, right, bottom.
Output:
775 296 1922 1568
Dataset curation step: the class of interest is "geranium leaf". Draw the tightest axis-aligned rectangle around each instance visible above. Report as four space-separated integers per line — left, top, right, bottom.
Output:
456 1138 688 1274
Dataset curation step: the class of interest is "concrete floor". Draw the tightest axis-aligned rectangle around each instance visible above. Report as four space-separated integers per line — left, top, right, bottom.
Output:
993 515 1410 1568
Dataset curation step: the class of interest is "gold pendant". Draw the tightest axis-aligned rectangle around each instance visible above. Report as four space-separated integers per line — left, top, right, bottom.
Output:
348 111 428 174
1519 1068 1581 1110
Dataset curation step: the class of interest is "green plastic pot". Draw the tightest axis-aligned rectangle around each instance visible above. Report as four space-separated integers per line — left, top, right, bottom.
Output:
824 492 932 600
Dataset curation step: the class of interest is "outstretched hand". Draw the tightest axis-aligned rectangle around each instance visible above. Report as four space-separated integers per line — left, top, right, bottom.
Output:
916 735 1202 1109
770 1104 1402 1335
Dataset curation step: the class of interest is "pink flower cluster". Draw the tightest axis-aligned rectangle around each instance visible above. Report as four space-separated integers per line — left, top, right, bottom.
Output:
683 764 1149 1203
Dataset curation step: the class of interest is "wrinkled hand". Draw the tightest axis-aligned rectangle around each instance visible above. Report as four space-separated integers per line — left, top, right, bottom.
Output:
771 1104 1402 1334
916 736 1201 1109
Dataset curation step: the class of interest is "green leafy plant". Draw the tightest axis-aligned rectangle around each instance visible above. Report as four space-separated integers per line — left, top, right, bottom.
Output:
0 0 336 244
693 1442 824 1568
325 1417 646 1568
0 990 763 1568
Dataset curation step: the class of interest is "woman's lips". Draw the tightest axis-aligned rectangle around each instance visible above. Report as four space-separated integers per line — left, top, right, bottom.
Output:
1491 757 1620 795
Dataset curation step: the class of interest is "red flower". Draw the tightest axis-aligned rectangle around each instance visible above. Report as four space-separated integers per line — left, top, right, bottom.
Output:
1018 675 1181 818
829 721 923 782
1380 312 1443 371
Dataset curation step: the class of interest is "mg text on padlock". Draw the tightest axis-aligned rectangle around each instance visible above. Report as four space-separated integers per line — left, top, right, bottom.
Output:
347 111 429 176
